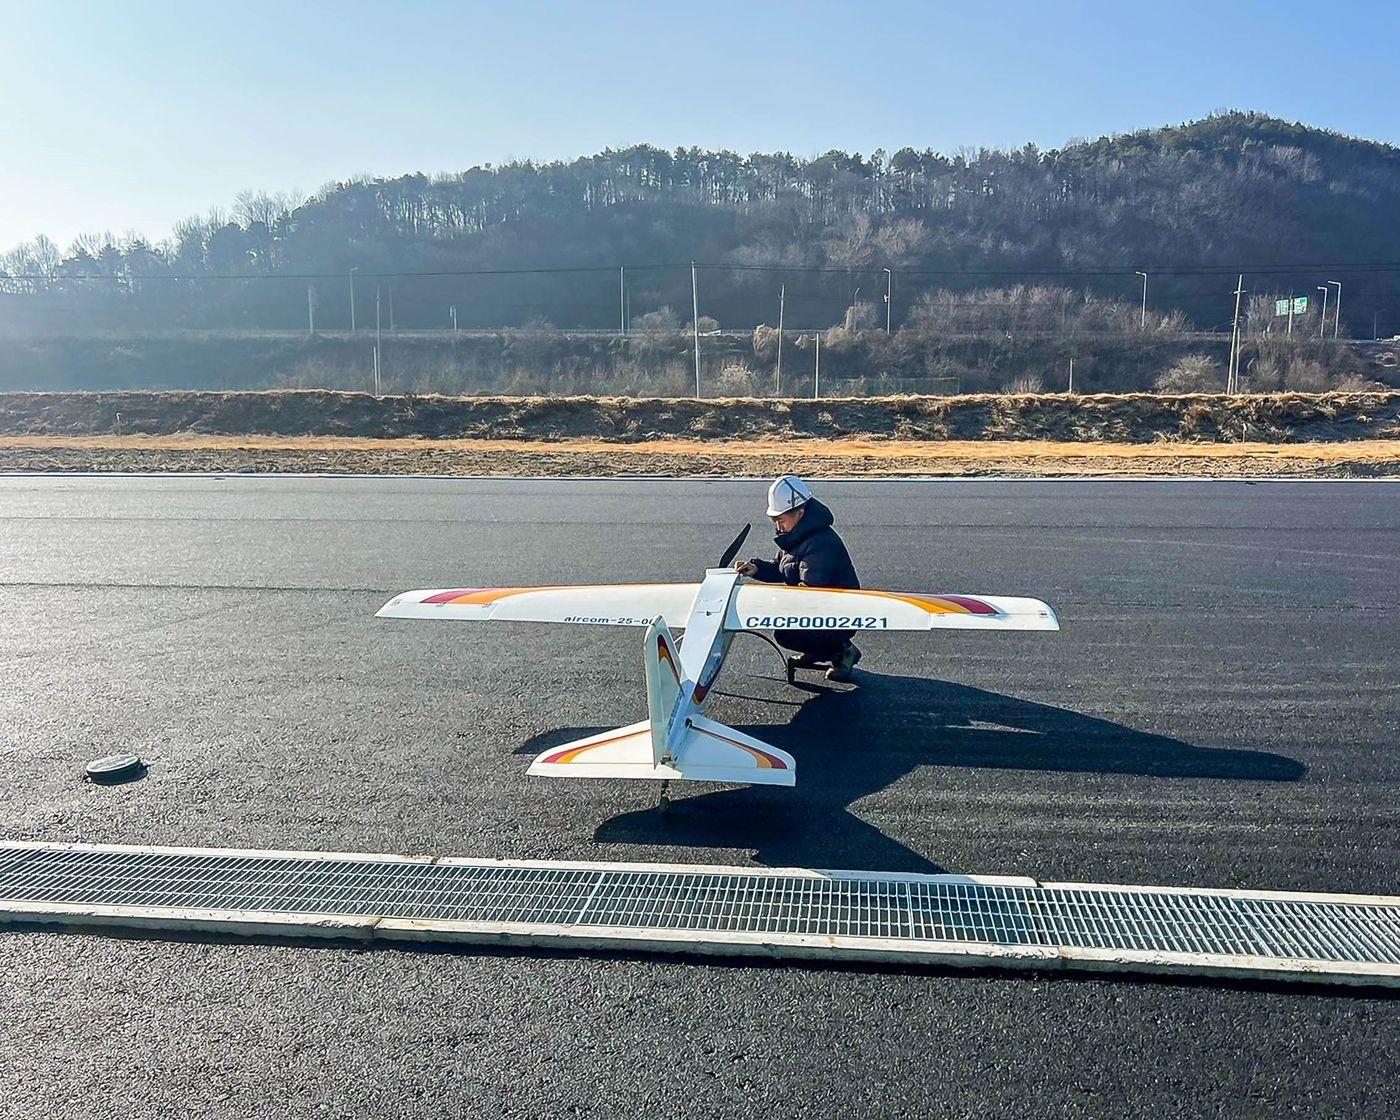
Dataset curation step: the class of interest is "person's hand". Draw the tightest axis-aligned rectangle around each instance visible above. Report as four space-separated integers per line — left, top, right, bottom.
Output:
735 560 758 577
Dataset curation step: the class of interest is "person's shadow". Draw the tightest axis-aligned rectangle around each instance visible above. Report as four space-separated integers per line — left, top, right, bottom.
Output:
520 670 1305 875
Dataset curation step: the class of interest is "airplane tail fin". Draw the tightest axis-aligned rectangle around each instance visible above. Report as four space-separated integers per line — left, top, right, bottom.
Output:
643 616 682 767
527 615 795 785
527 713 795 786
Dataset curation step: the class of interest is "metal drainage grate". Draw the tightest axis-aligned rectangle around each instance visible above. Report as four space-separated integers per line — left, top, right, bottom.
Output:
1 841 1397 987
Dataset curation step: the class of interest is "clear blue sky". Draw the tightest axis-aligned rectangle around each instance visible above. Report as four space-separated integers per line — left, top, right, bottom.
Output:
4 0 1398 252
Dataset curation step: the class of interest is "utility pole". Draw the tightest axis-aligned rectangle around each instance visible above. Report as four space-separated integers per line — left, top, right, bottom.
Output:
691 261 701 399
1327 280 1342 339
1374 311 1379 340
349 267 358 332
307 286 315 335
1227 275 1245 393
450 305 458 332
1317 287 1330 339
374 282 383 395
1068 357 1074 393
883 268 893 333
813 333 821 399
619 266 626 337
1135 271 1148 330
776 283 785 395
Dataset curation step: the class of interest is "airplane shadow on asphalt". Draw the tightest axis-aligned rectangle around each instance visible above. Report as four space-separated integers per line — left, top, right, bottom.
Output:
520 670 1306 875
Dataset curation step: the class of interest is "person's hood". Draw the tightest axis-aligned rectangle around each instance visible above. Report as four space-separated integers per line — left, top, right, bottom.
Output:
774 498 834 551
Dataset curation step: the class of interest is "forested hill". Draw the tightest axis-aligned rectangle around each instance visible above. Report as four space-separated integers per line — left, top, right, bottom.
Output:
4 111 1400 335
307 111 1400 273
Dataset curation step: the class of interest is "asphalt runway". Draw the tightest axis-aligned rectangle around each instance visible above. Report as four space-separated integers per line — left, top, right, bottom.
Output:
0 475 1396 1119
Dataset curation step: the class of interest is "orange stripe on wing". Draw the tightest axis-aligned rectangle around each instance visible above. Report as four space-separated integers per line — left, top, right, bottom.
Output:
421 583 686 608
421 586 565 606
784 587 998 616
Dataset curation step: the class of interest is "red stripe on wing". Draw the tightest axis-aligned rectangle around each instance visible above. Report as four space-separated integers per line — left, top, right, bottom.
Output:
420 588 484 604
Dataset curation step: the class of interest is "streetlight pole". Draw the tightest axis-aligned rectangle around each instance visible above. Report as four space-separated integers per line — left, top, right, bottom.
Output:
883 268 893 333
1317 287 1329 340
1227 275 1245 393
691 261 701 399
813 333 821 399
307 285 315 335
1135 271 1148 330
1327 280 1342 339
349 267 358 332
619 266 626 337
374 282 383 395
776 283 785 396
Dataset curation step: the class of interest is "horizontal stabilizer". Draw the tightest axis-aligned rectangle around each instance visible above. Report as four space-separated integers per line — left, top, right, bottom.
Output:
377 584 700 627
528 715 795 787
672 714 795 786
728 584 1059 632
529 720 681 780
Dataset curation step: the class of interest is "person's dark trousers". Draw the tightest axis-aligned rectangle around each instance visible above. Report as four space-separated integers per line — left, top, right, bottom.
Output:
774 629 853 662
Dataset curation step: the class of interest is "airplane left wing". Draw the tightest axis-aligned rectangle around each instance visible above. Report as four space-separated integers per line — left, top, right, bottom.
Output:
375 583 701 627
727 584 1059 631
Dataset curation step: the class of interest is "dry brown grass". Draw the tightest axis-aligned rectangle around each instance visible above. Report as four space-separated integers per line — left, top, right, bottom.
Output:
4 432 1400 462
2 432 1397 478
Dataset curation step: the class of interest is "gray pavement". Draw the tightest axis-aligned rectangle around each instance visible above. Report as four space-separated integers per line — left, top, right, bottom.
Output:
0 476 1396 1118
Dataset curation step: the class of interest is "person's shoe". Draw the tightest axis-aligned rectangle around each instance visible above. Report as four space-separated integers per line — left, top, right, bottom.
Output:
787 652 824 671
825 642 862 682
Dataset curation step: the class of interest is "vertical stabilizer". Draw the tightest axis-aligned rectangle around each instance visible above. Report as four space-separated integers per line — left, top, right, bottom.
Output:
644 616 684 766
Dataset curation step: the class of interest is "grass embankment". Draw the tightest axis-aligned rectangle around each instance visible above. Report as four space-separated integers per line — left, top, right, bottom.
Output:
0 390 1397 476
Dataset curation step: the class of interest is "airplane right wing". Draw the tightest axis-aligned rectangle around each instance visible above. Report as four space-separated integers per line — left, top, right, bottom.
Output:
728 584 1059 631
376 583 701 628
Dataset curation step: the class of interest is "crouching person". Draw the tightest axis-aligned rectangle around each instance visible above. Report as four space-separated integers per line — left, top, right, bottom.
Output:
736 475 862 682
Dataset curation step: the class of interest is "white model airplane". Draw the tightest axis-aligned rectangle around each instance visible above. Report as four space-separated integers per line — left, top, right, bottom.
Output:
376 528 1059 791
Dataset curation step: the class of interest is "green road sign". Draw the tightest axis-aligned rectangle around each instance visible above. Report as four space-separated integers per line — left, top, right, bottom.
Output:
1276 296 1311 316
1275 299 1290 316
1293 296 1309 314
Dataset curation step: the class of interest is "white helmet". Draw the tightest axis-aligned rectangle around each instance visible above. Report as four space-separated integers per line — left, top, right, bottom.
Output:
766 474 813 518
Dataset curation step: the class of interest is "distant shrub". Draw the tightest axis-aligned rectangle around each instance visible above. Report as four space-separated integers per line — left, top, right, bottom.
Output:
632 307 680 332
1155 354 1225 392
710 362 765 397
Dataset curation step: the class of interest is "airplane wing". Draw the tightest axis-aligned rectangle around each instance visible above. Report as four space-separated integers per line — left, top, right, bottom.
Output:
375 583 701 627
727 584 1059 631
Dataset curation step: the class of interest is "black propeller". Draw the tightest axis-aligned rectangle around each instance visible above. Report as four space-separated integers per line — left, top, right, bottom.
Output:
718 523 751 569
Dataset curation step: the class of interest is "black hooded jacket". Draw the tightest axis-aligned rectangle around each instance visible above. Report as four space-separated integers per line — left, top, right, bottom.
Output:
748 499 860 589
